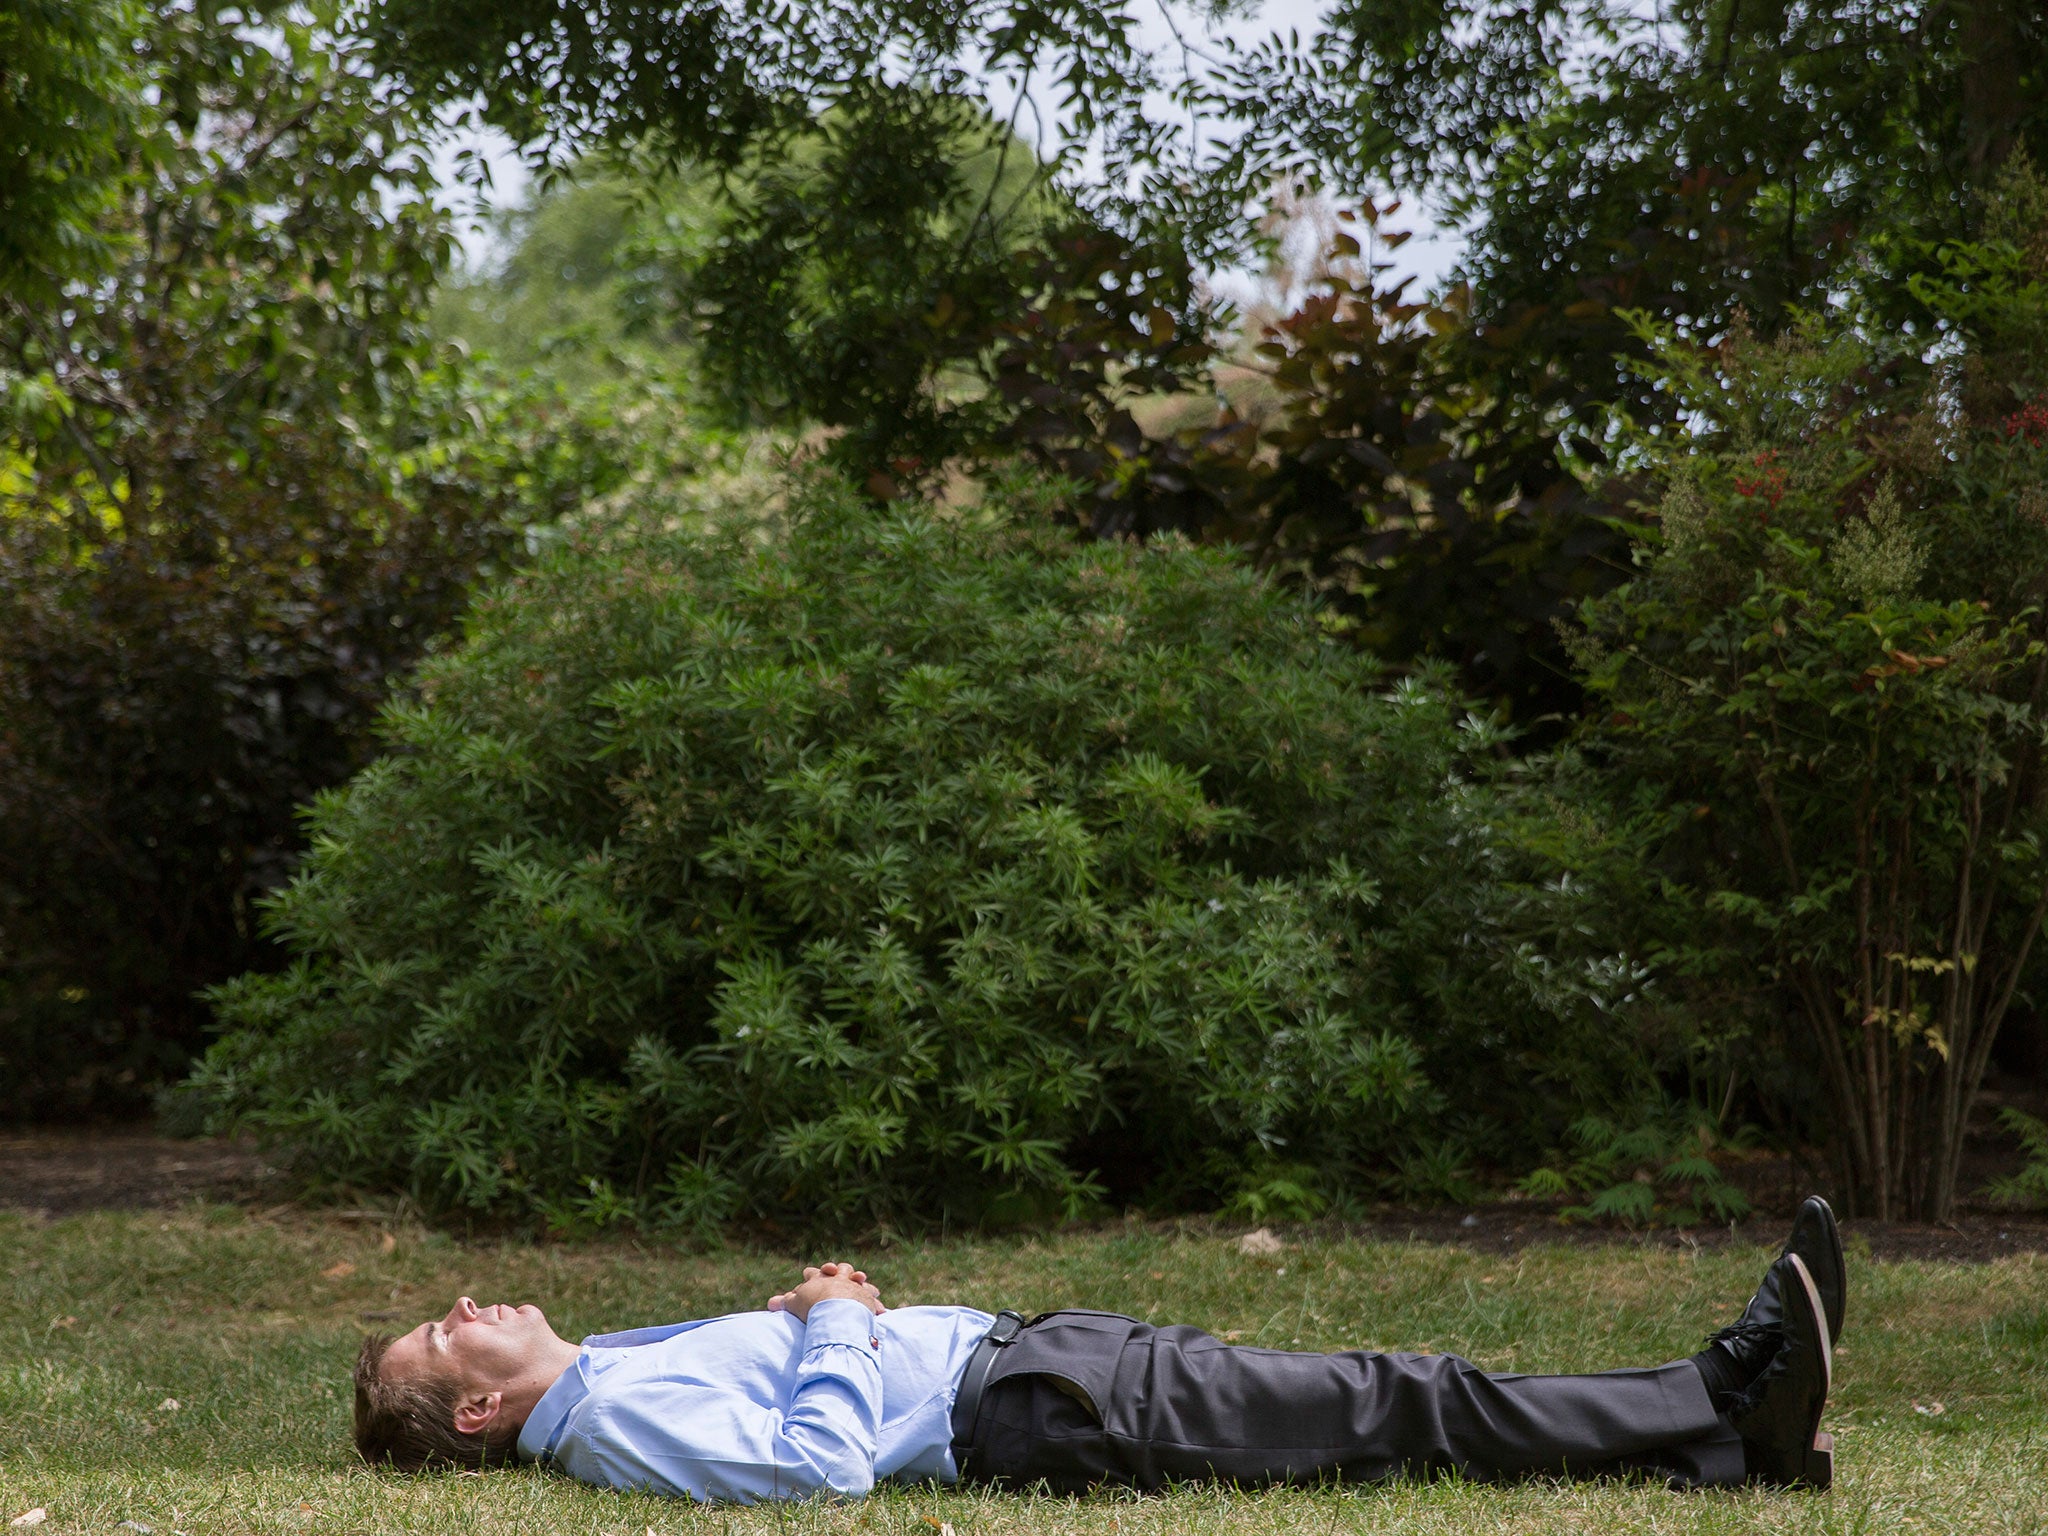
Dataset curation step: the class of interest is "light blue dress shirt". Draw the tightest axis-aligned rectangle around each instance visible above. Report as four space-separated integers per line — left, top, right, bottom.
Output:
515 1301 995 1503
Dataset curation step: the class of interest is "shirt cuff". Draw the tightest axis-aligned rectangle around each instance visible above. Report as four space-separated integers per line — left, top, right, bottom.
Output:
804 1297 882 1352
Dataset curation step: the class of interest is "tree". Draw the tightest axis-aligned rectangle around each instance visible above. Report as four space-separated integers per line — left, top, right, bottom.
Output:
371 0 2048 400
1570 169 2048 1219
0 0 144 300
363 0 1191 242
1240 0 2048 413
0 7 673 1117
1187 222 1626 721
2 6 455 511
619 91 1073 482
434 169 711 393
368 0 1215 478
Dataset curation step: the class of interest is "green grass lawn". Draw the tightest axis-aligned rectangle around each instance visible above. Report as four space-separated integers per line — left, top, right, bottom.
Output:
3 1206 2043 1534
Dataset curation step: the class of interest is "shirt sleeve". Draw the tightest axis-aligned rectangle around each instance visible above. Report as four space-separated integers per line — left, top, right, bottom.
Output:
571 1299 883 1503
777 1297 884 1496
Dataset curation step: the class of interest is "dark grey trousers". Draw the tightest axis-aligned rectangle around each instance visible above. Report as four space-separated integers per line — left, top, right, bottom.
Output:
961 1311 1746 1492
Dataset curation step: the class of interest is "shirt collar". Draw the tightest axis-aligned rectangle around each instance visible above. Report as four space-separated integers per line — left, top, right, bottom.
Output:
513 1320 716 1462
516 1348 594 1463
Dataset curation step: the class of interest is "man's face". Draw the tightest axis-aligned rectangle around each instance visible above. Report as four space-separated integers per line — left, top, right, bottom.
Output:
380 1296 563 1396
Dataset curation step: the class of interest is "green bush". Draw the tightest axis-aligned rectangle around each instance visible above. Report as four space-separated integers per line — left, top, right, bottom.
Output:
1566 177 2048 1221
192 472 1640 1229
0 10 709 1119
1985 1108 2048 1211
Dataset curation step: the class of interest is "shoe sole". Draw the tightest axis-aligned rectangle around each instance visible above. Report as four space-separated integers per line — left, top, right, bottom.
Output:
1805 1430 1835 1490
1792 1196 1847 1345
1786 1253 1834 1491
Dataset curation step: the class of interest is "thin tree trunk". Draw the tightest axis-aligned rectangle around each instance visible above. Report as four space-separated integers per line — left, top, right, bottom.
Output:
1924 778 1986 1220
1932 857 2048 1219
1759 754 1889 1211
1958 0 2026 180
1791 960 1869 1204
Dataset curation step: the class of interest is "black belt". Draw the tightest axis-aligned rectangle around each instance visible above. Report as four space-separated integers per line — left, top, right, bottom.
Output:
949 1309 1025 1468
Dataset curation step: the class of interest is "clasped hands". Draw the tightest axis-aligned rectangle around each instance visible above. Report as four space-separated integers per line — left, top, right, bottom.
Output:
765 1259 887 1322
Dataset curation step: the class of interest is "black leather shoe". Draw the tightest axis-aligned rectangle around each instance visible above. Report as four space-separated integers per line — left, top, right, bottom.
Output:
1712 1195 1847 1368
1786 1195 1846 1345
1729 1253 1834 1489
1707 1246 1793 1385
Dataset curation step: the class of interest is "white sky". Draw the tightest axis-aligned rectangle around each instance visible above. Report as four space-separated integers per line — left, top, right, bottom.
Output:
429 0 1467 295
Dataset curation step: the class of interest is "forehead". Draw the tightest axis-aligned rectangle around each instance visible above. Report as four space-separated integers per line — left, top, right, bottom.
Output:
379 1322 435 1383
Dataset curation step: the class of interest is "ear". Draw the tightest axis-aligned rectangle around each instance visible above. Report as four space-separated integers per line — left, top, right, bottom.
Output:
453 1389 503 1437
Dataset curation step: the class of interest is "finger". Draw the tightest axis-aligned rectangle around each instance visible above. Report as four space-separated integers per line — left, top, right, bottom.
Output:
767 1296 785 1311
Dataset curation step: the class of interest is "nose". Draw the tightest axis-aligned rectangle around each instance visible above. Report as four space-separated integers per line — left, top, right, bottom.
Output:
444 1296 479 1327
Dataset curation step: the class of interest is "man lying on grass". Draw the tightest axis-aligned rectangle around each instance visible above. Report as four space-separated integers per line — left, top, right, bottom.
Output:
354 1198 1846 1501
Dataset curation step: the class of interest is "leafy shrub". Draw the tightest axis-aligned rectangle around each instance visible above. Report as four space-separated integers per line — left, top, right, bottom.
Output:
1568 174 2048 1220
1518 1108 1752 1226
192 471 1641 1230
0 10 707 1119
1985 1109 2048 1211
1197 231 1626 725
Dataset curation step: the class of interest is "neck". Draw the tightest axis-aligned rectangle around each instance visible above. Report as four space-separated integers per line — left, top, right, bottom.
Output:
498 1336 586 1435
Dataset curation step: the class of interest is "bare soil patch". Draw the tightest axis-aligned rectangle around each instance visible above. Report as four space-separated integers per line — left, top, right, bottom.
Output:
3 1128 2044 1259
0 1127 280 1215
